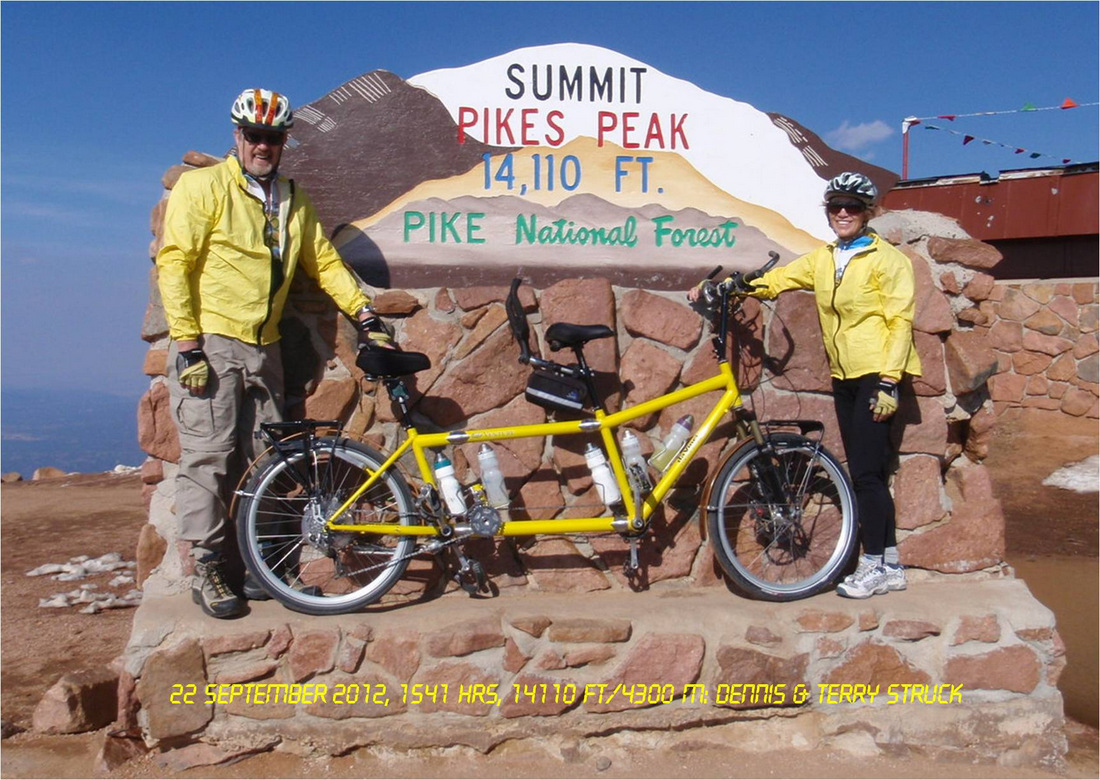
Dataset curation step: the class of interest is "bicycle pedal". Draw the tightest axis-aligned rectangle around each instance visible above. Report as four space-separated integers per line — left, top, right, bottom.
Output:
622 538 641 576
452 554 491 597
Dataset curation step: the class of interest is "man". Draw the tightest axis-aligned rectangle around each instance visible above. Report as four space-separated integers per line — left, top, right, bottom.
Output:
157 88 392 618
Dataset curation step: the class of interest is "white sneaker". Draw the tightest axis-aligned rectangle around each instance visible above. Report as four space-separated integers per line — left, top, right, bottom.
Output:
883 563 907 592
836 559 889 599
839 556 877 585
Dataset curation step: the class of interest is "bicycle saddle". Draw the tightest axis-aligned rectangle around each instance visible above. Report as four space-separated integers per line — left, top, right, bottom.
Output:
356 348 431 378
545 322 614 351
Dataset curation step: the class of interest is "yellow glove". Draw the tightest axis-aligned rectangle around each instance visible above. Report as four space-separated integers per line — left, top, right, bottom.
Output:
358 315 396 350
870 380 899 421
176 348 210 394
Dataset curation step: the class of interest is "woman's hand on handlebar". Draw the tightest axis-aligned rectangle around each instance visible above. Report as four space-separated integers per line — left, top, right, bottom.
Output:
725 273 760 296
687 273 755 305
688 253 777 304
687 280 716 304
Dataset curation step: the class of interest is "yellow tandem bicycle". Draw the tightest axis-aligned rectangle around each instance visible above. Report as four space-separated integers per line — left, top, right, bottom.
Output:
234 254 858 615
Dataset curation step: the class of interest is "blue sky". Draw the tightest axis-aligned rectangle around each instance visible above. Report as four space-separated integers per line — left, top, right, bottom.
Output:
2 1 1097 401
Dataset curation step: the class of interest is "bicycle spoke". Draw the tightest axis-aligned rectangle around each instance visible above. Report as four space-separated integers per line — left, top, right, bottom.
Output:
237 439 417 614
709 436 857 599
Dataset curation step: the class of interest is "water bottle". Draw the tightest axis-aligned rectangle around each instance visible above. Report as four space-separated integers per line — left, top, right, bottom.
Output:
584 444 622 506
477 444 509 508
620 430 651 493
648 415 694 473
433 452 467 516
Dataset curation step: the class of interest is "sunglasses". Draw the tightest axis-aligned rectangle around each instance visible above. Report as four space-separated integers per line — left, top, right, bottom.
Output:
241 128 286 146
827 201 867 215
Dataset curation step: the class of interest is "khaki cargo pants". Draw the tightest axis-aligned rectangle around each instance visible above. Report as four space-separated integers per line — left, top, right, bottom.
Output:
167 334 284 559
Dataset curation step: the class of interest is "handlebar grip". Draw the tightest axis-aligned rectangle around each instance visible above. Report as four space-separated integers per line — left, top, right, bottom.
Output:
506 277 533 363
744 251 780 283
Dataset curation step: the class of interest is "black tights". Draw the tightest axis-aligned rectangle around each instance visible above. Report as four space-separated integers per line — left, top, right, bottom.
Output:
832 375 897 557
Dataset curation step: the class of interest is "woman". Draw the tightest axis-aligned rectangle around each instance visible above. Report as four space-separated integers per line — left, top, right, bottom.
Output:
694 172 921 599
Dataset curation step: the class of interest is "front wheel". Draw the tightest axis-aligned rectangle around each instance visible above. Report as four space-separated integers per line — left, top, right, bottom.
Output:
707 433 857 601
236 438 417 615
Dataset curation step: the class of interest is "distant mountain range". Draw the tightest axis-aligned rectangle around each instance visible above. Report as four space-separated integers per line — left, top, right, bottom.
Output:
1 388 145 477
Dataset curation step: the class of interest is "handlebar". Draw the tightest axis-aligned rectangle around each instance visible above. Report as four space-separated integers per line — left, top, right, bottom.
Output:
721 251 780 297
691 251 781 314
744 251 780 284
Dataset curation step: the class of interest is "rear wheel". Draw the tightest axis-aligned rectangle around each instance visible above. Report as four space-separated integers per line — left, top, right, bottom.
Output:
707 434 857 601
236 439 416 615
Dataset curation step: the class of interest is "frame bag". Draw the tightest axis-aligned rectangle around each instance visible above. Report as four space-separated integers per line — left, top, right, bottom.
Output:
525 369 587 412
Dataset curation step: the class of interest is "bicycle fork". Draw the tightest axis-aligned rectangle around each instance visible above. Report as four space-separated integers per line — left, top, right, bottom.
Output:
743 413 789 506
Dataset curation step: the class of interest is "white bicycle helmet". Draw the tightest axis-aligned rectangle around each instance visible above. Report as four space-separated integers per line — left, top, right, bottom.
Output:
824 172 878 205
231 88 294 131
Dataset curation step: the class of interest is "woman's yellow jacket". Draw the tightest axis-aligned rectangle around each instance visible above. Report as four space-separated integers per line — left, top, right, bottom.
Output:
751 234 922 382
156 155 369 345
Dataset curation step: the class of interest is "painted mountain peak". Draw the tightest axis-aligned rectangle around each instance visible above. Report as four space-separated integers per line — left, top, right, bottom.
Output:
281 44 896 289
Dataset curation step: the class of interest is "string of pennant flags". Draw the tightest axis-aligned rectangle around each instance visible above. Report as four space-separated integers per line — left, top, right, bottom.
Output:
901 99 1098 171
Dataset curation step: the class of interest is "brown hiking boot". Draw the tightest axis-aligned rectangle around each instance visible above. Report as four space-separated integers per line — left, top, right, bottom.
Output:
192 555 245 618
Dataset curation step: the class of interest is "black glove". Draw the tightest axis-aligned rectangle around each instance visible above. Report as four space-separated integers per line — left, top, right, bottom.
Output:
357 315 395 350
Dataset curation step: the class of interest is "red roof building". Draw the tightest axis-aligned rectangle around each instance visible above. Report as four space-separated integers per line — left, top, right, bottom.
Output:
883 163 1098 280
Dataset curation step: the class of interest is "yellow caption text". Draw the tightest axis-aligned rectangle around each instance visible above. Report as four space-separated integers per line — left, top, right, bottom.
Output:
170 682 965 708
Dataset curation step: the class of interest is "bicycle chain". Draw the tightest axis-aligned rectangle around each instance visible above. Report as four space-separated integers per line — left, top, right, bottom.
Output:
337 534 464 580
333 499 631 582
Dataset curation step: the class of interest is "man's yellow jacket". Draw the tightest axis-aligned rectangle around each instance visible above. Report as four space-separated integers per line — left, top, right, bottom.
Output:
157 155 368 345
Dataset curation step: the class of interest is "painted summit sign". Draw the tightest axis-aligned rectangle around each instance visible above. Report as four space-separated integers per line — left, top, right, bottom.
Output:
280 43 895 289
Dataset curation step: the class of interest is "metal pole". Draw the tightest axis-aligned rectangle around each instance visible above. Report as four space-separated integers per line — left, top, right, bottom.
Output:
902 117 918 180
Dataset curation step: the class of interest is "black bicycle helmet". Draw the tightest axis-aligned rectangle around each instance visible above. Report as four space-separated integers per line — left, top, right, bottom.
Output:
824 172 878 205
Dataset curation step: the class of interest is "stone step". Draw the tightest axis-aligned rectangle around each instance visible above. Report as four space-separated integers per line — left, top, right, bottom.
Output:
120 575 1066 768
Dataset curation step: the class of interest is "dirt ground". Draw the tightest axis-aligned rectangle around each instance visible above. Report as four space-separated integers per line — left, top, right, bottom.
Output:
986 407 1099 560
0 408 1097 778
985 407 1100 731
0 472 148 724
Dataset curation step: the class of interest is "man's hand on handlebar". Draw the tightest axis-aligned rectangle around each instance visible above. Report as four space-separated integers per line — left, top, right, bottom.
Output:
358 314 397 351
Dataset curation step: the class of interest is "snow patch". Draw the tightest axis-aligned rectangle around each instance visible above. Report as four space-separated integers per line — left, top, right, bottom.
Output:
26 552 135 580
27 552 142 612
1041 455 1100 494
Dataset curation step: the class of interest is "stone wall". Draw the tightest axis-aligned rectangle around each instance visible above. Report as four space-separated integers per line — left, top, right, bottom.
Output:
127 154 1072 767
984 281 1099 418
873 211 1099 420
117 581 1065 768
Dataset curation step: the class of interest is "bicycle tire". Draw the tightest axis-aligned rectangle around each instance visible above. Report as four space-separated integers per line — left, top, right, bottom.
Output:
707 433 857 601
236 438 417 615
